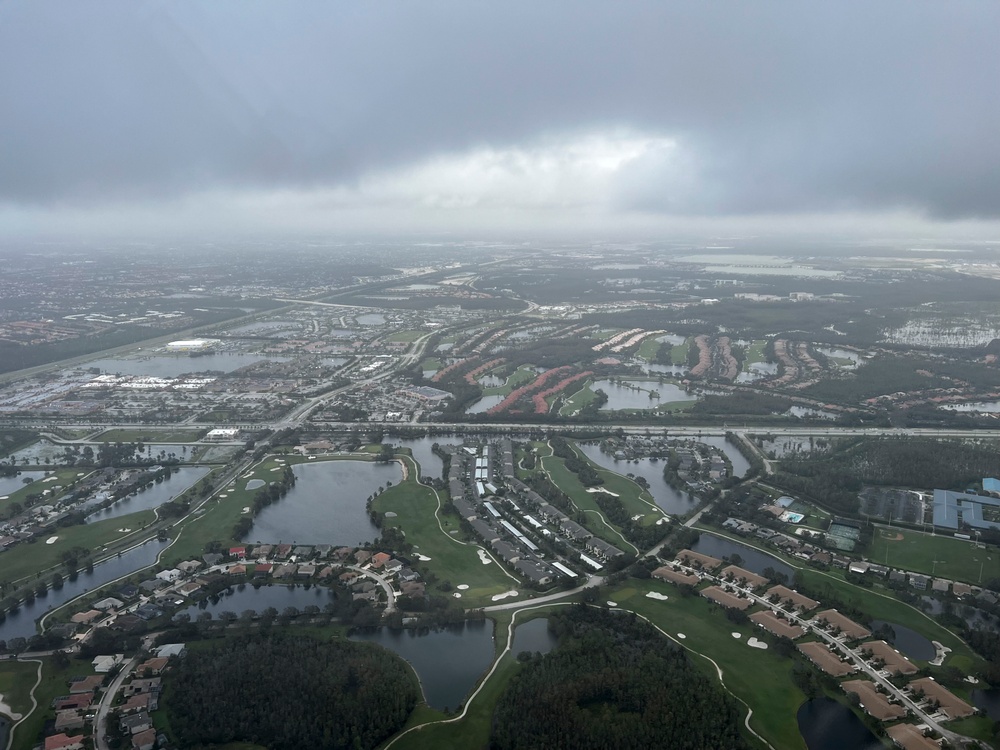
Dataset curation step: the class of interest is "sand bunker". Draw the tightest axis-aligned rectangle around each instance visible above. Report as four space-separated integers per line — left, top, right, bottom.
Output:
477 549 493 565
246 479 265 491
457 584 469 590
0 694 22 720
415 553 432 561
242 507 250 514
645 591 669 601
731 632 742 639
45 535 59 544
491 590 519 602
747 638 768 649
384 511 397 518
452 593 462 598
586 487 619 497
676 633 687 639
931 641 952 667
607 601 618 607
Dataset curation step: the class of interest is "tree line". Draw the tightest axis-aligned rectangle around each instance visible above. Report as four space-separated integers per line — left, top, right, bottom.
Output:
492 605 749 750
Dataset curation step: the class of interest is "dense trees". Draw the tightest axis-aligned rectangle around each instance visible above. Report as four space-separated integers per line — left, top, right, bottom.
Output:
165 633 419 750
774 436 1000 517
492 606 749 750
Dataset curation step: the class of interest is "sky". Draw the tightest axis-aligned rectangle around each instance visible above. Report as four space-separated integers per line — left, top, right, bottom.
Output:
2 1 1000 241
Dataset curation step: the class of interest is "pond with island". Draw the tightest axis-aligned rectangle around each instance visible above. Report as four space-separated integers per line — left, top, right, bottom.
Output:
588 379 698 411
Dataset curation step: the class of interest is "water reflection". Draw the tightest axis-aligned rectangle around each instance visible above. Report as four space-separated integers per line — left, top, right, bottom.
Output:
512 617 557 656
245 460 401 546
797 698 882 750
351 620 495 710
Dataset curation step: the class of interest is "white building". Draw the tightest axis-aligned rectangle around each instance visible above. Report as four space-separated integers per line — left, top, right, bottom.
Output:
165 338 219 352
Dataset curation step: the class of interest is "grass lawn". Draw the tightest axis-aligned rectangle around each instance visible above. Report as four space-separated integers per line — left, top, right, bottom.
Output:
612 579 808 750
0 660 39 718
746 339 768 364
8 655 98 750
161 461 288 563
94 428 207 443
565 441 664 524
635 335 663 362
0 509 157 588
696 526 982 672
372 458 515 608
0 468 88 520
671 338 692 365
870 527 997 585
942 715 1000 746
557 379 596 416
539 454 641 554
419 357 442 372
482 365 537 396
386 330 426 343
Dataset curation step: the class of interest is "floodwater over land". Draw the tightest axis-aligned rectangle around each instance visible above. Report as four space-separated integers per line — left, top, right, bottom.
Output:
243 460 401 546
351 619 495 711
83 353 287 377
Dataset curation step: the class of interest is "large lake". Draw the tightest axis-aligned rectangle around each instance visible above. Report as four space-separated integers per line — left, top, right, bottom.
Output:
84 466 210 522
351 620 495 711
243 460 402 546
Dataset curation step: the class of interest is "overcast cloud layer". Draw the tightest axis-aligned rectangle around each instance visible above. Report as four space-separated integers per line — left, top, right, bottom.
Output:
2 1 1000 239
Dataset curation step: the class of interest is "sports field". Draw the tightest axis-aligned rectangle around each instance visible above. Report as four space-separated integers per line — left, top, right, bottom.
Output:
869 527 996 585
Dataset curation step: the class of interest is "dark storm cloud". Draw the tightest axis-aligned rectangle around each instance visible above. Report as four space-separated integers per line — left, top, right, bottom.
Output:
1 1 998 220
